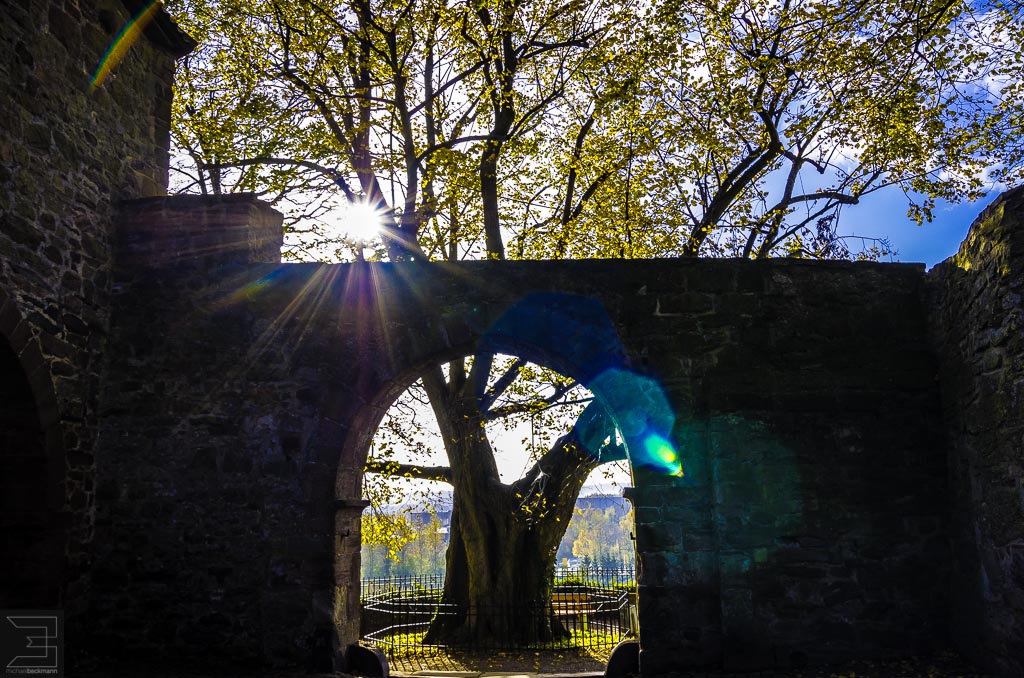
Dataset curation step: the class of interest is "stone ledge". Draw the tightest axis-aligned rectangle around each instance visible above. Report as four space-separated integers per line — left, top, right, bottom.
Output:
115 194 284 270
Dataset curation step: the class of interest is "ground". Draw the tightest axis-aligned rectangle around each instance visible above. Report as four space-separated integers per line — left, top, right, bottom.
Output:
75 649 991 677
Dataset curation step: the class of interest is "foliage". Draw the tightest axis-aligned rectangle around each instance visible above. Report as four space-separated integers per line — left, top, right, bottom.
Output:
167 0 1023 262
166 0 634 261
562 505 633 568
361 510 417 562
523 0 1024 259
362 514 448 578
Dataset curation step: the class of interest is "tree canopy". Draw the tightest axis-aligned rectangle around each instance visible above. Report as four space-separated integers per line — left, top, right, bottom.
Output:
167 0 1023 262
623 0 1024 259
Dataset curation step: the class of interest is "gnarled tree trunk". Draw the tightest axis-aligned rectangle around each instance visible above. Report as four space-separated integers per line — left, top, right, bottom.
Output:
419 357 615 646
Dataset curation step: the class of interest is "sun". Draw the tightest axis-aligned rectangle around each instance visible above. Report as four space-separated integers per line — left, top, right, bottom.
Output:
343 200 385 242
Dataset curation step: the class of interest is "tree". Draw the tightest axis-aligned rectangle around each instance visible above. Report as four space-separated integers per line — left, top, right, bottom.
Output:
365 356 626 644
361 510 416 578
407 514 448 577
362 512 448 577
168 0 638 646
168 0 1023 261
168 0 635 260
571 504 633 568
510 0 1024 259
166 0 1022 647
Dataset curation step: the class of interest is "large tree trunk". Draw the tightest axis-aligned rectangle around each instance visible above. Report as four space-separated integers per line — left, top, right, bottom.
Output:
420 365 606 646
425 493 571 646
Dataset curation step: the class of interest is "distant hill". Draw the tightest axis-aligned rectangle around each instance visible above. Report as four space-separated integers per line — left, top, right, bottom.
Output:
575 494 630 514
364 491 634 578
404 493 628 529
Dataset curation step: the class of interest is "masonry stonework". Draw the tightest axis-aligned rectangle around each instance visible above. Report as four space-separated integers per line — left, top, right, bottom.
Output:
0 0 192 622
92 214 951 672
928 187 1024 678
2 1 1024 676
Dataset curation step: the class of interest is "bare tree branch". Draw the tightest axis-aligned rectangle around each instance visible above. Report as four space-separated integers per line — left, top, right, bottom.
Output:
365 460 453 484
479 357 525 411
198 156 357 201
484 380 579 421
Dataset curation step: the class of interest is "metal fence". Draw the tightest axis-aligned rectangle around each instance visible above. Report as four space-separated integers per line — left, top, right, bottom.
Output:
362 573 447 599
360 568 636 656
552 566 636 589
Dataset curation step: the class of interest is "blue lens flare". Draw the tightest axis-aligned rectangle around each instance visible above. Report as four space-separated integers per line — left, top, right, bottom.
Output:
589 368 683 478
479 294 685 478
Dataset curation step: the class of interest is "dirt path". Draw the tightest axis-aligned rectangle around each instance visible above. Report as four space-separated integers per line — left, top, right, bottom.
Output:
75 649 991 678
384 648 990 677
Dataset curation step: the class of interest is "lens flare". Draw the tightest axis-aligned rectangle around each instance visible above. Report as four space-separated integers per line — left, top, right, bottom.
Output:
208 267 289 311
343 201 385 242
477 295 685 478
588 368 683 477
91 1 161 91
642 434 684 477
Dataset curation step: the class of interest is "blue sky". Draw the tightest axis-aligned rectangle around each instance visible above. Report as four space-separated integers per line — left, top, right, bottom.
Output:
843 190 995 268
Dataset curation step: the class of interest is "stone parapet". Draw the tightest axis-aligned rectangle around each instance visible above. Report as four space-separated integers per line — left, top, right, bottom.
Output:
116 194 284 270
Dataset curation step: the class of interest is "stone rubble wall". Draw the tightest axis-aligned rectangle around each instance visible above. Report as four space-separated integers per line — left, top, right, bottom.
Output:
117 195 285 270
93 198 950 672
0 0 190 621
928 186 1024 678
619 259 947 673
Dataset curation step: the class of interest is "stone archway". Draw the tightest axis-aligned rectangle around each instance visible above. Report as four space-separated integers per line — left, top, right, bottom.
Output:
89 255 958 672
329 290 652 665
0 289 66 608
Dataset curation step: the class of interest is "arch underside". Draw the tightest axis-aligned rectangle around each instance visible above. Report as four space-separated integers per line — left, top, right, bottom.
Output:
0 295 65 609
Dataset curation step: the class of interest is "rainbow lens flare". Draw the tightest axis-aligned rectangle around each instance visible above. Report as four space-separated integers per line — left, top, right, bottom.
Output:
477 294 686 478
90 0 161 91
642 433 684 477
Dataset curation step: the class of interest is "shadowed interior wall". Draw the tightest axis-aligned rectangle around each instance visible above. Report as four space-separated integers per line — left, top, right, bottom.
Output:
928 186 1024 678
0 0 192 622
0 331 58 607
93 198 950 672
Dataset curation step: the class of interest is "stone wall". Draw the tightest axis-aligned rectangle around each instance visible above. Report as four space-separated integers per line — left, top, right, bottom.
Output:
93 197 950 672
620 260 948 672
0 286 65 609
1 2 1019 675
928 186 1024 678
0 0 192 619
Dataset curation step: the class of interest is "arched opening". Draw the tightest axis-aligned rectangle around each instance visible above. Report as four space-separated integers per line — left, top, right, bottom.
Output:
0 330 63 608
349 350 637 671
331 291 680 672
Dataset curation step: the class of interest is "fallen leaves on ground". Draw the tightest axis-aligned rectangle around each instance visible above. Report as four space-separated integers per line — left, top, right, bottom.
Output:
75 649 991 677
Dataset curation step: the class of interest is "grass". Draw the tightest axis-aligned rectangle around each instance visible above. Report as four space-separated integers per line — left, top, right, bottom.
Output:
385 646 609 674
372 620 625 653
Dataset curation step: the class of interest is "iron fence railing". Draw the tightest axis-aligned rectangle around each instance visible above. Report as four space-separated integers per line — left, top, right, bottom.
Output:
360 568 636 656
361 573 447 599
552 566 636 589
